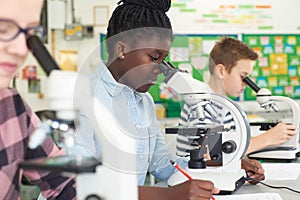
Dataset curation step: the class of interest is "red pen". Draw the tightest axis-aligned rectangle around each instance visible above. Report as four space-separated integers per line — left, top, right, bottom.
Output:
169 160 216 200
170 160 192 180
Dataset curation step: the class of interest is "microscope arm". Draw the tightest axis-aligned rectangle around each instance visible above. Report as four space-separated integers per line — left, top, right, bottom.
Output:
243 76 300 126
163 61 251 191
264 95 300 147
243 76 300 147
268 95 300 126
159 61 250 166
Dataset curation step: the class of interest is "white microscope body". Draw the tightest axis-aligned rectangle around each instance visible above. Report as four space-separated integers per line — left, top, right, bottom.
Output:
243 77 300 160
75 83 138 200
26 36 138 200
159 61 250 193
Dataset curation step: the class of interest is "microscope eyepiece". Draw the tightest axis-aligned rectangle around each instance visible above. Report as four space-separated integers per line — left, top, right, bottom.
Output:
243 76 260 93
158 60 177 76
27 35 60 76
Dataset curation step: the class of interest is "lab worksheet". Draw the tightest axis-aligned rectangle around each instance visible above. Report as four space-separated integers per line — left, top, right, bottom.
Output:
262 163 300 180
215 193 282 200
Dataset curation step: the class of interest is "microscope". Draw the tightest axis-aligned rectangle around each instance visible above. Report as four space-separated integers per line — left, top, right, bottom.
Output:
19 36 138 200
159 61 251 194
243 76 300 161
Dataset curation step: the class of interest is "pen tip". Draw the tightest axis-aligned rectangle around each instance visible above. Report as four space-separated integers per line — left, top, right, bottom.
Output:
170 160 175 165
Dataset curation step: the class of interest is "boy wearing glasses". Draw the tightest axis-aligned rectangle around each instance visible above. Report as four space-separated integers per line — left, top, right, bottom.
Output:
0 0 76 199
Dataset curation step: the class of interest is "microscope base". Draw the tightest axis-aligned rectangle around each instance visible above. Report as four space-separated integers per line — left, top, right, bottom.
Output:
247 145 300 161
167 168 245 194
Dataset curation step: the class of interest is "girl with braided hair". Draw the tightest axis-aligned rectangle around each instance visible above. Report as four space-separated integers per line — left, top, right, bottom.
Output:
74 0 266 199
75 0 220 199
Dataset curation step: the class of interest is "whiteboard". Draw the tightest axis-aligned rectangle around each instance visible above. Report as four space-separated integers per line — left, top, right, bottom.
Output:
169 0 300 33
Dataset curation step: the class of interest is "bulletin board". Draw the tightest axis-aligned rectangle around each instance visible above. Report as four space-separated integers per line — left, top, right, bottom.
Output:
100 34 237 117
242 34 300 100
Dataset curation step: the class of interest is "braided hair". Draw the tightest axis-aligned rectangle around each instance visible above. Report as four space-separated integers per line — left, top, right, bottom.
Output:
106 0 172 57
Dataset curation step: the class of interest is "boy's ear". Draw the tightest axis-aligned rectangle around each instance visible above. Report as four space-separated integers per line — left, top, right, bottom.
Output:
215 64 226 79
115 41 126 60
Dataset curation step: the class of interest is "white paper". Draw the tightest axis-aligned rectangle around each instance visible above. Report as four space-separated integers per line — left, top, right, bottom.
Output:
191 56 208 70
48 0 66 29
262 163 300 180
215 193 283 200
202 40 216 54
94 6 109 26
169 47 189 62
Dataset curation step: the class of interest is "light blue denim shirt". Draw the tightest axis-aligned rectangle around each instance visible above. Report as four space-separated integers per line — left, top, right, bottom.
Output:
70 62 187 185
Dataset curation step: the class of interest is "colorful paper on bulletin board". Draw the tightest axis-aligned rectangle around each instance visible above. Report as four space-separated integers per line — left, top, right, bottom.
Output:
242 34 300 100
100 33 238 117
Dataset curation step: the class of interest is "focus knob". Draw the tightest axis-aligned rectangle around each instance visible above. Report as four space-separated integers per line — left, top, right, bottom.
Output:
222 140 237 154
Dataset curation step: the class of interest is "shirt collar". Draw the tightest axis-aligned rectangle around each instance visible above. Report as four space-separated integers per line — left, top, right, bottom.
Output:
96 63 143 102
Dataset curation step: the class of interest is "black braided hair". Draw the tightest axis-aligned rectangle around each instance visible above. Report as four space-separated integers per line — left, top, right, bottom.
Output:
105 0 172 57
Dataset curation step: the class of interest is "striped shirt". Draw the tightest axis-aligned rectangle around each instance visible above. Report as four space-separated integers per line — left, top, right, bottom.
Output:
177 96 235 158
0 88 76 200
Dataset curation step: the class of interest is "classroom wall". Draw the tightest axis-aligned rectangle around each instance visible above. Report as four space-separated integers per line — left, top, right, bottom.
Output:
47 0 300 68
18 0 300 113
18 0 119 111
49 0 119 68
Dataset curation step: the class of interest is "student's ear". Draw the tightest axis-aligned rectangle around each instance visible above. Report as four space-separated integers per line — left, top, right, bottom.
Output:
115 41 127 60
215 64 226 79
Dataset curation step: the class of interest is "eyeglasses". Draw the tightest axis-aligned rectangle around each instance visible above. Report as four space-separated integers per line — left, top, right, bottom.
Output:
0 18 45 42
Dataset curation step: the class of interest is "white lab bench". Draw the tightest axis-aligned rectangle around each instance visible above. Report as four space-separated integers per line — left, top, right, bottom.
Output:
159 117 300 199
234 158 300 200
154 158 300 200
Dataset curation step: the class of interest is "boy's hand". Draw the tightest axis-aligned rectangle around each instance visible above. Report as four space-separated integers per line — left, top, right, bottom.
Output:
266 122 296 146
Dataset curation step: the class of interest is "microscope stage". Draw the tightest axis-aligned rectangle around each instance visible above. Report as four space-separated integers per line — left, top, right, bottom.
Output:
19 155 101 173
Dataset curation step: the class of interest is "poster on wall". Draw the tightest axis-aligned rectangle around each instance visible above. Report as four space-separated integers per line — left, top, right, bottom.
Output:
242 34 300 100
